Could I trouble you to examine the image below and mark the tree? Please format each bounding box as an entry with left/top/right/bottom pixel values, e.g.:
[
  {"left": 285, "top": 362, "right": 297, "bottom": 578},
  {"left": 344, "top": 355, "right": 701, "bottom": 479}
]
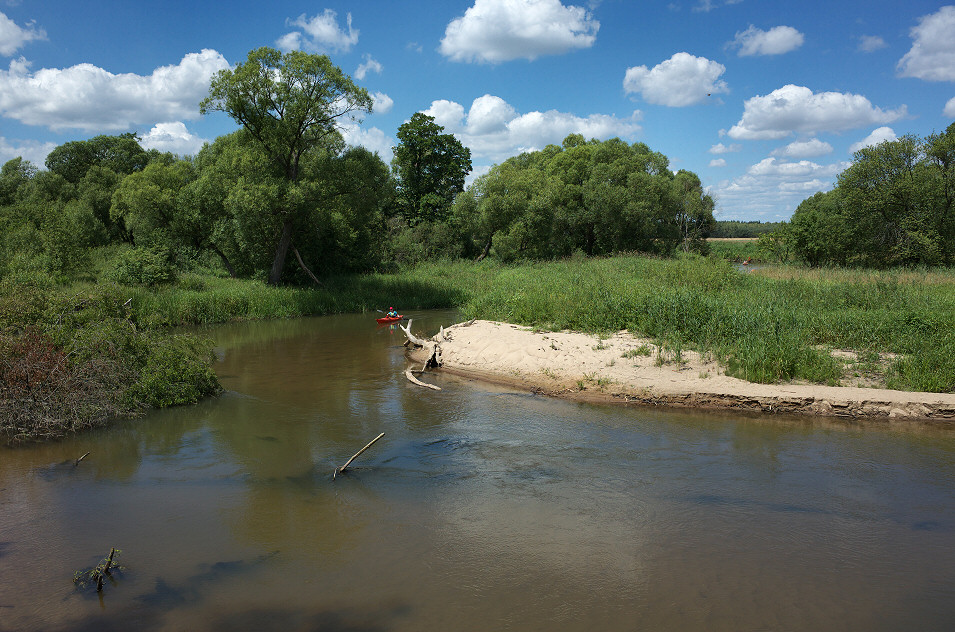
[
  {"left": 392, "top": 113, "right": 471, "bottom": 224},
  {"left": 44, "top": 133, "right": 149, "bottom": 184},
  {"left": 200, "top": 47, "right": 373, "bottom": 285}
]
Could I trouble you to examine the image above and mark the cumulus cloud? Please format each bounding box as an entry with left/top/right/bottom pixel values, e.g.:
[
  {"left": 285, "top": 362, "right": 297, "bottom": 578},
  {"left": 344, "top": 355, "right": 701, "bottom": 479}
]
[
  {"left": 139, "top": 122, "right": 208, "bottom": 156},
  {"left": 339, "top": 122, "right": 395, "bottom": 162},
  {"left": 623, "top": 52, "right": 728, "bottom": 107},
  {"left": 355, "top": 54, "right": 382, "bottom": 80},
  {"left": 709, "top": 158, "right": 726, "bottom": 167},
  {"left": 848, "top": 126, "right": 897, "bottom": 153},
  {"left": 0, "top": 11, "right": 45, "bottom": 56},
  {"left": 423, "top": 94, "right": 641, "bottom": 162},
  {"left": 729, "top": 25, "right": 804, "bottom": 56},
  {"left": 277, "top": 10, "right": 358, "bottom": 54},
  {"left": 727, "top": 84, "right": 907, "bottom": 140},
  {"left": 858, "top": 35, "right": 887, "bottom": 53},
  {"left": 439, "top": 0, "right": 599, "bottom": 63},
  {"left": 712, "top": 156, "right": 848, "bottom": 220},
  {"left": 709, "top": 142, "right": 741, "bottom": 154},
  {"left": 371, "top": 91, "right": 393, "bottom": 114},
  {"left": 0, "top": 135, "right": 56, "bottom": 166},
  {"left": 771, "top": 138, "right": 833, "bottom": 158},
  {"left": 897, "top": 6, "right": 955, "bottom": 81},
  {"left": 945, "top": 96, "right": 955, "bottom": 117},
  {"left": 0, "top": 50, "right": 229, "bottom": 132}
]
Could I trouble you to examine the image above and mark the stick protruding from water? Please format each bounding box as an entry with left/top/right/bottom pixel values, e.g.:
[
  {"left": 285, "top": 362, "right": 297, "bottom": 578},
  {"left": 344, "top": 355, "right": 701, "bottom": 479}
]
[{"left": 333, "top": 432, "right": 385, "bottom": 480}]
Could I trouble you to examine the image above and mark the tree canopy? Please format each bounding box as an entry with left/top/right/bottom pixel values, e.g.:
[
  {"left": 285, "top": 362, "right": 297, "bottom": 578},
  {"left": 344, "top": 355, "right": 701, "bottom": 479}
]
[
  {"left": 200, "top": 46, "right": 373, "bottom": 284},
  {"left": 452, "top": 135, "right": 713, "bottom": 261},
  {"left": 392, "top": 113, "right": 471, "bottom": 225},
  {"left": 790, "top": 123, "right": 955, "bottom": 267}
]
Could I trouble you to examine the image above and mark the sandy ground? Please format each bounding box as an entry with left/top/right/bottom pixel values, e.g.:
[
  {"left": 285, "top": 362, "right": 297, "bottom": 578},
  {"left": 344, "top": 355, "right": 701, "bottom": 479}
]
[{"left": 406, "top": 320, "right": 955, "bottom": 423}]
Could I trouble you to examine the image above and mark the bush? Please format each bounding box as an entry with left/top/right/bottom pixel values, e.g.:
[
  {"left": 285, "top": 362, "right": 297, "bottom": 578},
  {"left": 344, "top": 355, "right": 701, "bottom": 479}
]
[{"left": 102, "top": 246, "right": 176, "bottom": 286}]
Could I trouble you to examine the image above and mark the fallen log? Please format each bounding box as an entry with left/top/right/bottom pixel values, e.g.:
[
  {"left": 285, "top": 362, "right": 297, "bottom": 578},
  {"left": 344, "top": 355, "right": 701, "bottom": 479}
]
[{"left": 333, "top": 432, "right": 385, "bottom": 480}]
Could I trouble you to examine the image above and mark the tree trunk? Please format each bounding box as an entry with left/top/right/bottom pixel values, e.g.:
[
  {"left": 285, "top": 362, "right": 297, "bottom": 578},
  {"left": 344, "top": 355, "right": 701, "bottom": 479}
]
[
  {"left": 210, "top": 244, "right": 237, "bottom": 279},
  {"left": 475, "top": 237, "right": 493, "bottom": 262},
  {"left": 268, "top": 219, "right": 294, "bottom": 286}
]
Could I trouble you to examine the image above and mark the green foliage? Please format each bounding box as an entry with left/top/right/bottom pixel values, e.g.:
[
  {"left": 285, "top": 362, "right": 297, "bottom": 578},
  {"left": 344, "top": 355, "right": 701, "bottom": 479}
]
[
  {"left": 792, "top": 123, "right": 955, "bottom": 267},
  {"left": 710, "top": 220, "right": 786, "bottom": 238},
  {"left": 0, "top": 280, "right": 221, "bottom": 444},
  {"left": 102, "top": 245, "right": 177, "bottom": 286},
  {"left": 393, "top": 112, "right": 472, "bottom": 224},
  {"left": 45, "top": 133, "right": 149, "bottom": 184},
  {"left": 126, "top": 333, "right": 220, "bottom": 408},
  {"left": 201, "top": 47, "right": 374, "bottom": 285},
  {"left": 454, "top": 136, "right": 714, "bottom": 261}
]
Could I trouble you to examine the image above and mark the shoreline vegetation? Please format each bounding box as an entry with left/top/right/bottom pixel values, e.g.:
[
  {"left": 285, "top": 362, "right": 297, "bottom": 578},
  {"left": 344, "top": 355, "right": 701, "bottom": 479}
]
[{"left": 4, "top": 252, "right": 955, "bottom": 444}]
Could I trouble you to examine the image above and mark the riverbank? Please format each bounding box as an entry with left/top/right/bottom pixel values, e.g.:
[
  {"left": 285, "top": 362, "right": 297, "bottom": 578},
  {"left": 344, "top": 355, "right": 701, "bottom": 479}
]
[{"left": 409, "top": 320, "right": 955, "bottom": 422}]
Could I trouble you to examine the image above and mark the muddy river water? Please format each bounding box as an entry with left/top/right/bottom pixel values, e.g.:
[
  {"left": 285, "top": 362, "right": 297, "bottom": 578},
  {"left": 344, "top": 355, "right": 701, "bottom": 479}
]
[{"left": 1, "top": 310, "right": 954, "bottom": 631}]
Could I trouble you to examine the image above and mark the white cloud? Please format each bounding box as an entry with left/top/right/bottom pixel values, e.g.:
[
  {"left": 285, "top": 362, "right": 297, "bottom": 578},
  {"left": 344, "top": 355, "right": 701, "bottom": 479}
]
[
  {"left": 709, "top": 158, "right": 726, "bottom": 167},
  {"left": 339, "top": 122, "right": 394, "bottom": 163},
  {"left": 0, "top": 11, "right": 45, "bottom": 56},
  {"left": 858, "top": 35, "right": 887, "bottom": 53},
  {"left": 0, "top": 50, "right": 230, "bottom": 132},
  {"left": 355, "top": 54, "right": 382, "bottom": 80},
  {"left": 423, "top": 100, "right": 467, "bottom": 131},
  {"left": 709, "top": 142, "right": 741, "bottom": 154},
  {"left": 712, "top": 156, "right": 849, "bottom": 220},
  {"left": 771, "top": 138, "right": 833, "bottom": 158},
  {"left": 371, "top": 91, "right": 393, "bottom": 115},
  {"left": 439, "top": 0, "right": 599, "bottom": 63},
  {"left": 898, "top": 6, "right": 955, "bottom": 81},
  {"left": 278, "top": 10, "right": 358, "bottom": 54},
  {"left": 0, "top": 135, "right": 55, "bottom": 166},
  {"left": 623, "top": 52, "right": 728, "bottom": 107},
  {"left": 727, "top": 84, "right": 907, "bottom": 140},
  {"left": 693, "top": 0, "right": 742, "bottom": 12},
  {"left": 424, "top": 94, "right": 641, "bottom": 163},
  {"left": 139, "top": 122, "right": 208, "bottom": 156},
  {"left": 730, "top": 25, "right": 804, "bottom": 57},
  {"left": 945, "top": 96, "right": 955, "bottom": 117},
  {"left": 848, "top": 126, "right": 897, "bottom": 153}
]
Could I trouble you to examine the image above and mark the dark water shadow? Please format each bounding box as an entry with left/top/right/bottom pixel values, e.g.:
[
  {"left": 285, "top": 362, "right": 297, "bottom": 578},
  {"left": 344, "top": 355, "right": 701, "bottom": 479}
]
[{"left": 137, "top": 551, "right": 280, "bottom": 608}]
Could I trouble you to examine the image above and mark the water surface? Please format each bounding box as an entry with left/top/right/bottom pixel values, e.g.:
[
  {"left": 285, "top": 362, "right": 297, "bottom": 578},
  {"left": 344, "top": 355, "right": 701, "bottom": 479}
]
[{"left": 1, "top": 311, "right": 954, "bottom": 631}]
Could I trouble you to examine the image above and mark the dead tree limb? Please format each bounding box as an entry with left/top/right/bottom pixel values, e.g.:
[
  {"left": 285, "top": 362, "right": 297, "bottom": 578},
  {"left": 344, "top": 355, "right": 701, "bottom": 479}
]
[
  {"left": 405, "top": 369, "right": 441, "bottom": 391},
  {"left": 74, "top": 452, "right": 90, "bottom": 467},
  {"left": 291, "top": 244, "right": 322, "bottom": 286},
  {"left": 333, "top": 432, "right": 385, "bottom": 480}
]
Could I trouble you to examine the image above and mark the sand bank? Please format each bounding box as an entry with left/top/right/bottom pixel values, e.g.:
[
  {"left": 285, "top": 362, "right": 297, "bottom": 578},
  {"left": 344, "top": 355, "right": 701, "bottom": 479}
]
[{"left": 406, "top": 320, "right": 955, "bottom": 423}]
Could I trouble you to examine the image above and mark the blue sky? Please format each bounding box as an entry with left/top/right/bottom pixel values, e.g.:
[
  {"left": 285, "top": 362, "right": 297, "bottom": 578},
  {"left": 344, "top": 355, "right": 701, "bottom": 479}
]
[{"left": 1, "top": 0, "right": 953, "bottom": 221}]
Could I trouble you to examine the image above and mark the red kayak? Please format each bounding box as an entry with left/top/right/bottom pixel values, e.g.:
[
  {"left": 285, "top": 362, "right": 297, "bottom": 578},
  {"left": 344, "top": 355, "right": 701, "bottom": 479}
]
[{"left": 375, "top": 315, "right": 403, "bottom": 324}]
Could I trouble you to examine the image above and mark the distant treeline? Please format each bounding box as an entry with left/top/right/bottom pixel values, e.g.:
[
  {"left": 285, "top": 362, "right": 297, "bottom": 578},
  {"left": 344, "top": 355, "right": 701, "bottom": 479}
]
[{"left": 709, "top": 221, "right": 785, "bottom": 238}]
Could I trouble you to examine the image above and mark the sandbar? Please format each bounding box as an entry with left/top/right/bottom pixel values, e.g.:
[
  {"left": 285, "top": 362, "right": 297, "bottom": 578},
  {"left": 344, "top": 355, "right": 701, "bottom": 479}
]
[{"left": 406, "top": 320, "right": 955, "bottom": 423}]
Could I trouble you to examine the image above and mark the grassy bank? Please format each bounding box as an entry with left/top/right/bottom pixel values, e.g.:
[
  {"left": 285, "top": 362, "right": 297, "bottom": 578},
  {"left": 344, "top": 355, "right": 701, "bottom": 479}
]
[
  {"left": 408, "top": 256, "right": 955, "bottom": 393},
  {"left": 28, "top": 256, "right": 955, "bottom": 393},
  {"left": 4, "top": 254, "right": 953, "bottom": 443}
]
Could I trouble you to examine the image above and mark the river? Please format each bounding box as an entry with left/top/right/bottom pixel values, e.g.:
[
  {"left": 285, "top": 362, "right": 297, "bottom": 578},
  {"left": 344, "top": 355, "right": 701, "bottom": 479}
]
[{"left": 1, "top": 310, "right": 954, "bottom": 631}]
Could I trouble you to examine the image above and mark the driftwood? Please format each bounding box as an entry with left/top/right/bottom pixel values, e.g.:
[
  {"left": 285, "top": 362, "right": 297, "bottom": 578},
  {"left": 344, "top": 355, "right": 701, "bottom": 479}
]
[
  {"left": 333, "top": 432, "right": 385, "bottom": 480},
  {"left": 74, "top": 452, "right": 90, "bottom": 467},
  {"left": 405, "top": 369, "right": 441, "bottom": 390}
]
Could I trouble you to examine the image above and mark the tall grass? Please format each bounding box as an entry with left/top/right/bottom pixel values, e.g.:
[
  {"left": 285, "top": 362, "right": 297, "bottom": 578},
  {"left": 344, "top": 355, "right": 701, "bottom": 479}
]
[
  {"left": 408, "top": 256, "right": 954, "bottom": 392},
  {"left": 76, "top": 255, "right": 955, "bottom": 393}
]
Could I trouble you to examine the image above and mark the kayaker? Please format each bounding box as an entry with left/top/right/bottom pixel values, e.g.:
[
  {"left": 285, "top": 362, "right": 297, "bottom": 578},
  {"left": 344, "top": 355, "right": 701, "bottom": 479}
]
[{"left": 386, "top": 307, "right": 399, "bottom": 318}]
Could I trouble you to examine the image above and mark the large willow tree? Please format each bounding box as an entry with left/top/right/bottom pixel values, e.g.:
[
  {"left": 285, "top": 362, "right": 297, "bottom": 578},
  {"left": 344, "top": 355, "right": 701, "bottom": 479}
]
[
  {"left": 200, "top": 47, "right": 372, "bottom": 285},
  {"left": 453, "top": 135, "right": 713, "bottom": 261}
]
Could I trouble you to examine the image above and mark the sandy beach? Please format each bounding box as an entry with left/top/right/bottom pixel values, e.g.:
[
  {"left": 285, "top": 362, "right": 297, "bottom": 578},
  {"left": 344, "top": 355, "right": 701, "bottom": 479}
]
[{"left": 406, "top": 319, "right": 955, "bottom": 423}]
